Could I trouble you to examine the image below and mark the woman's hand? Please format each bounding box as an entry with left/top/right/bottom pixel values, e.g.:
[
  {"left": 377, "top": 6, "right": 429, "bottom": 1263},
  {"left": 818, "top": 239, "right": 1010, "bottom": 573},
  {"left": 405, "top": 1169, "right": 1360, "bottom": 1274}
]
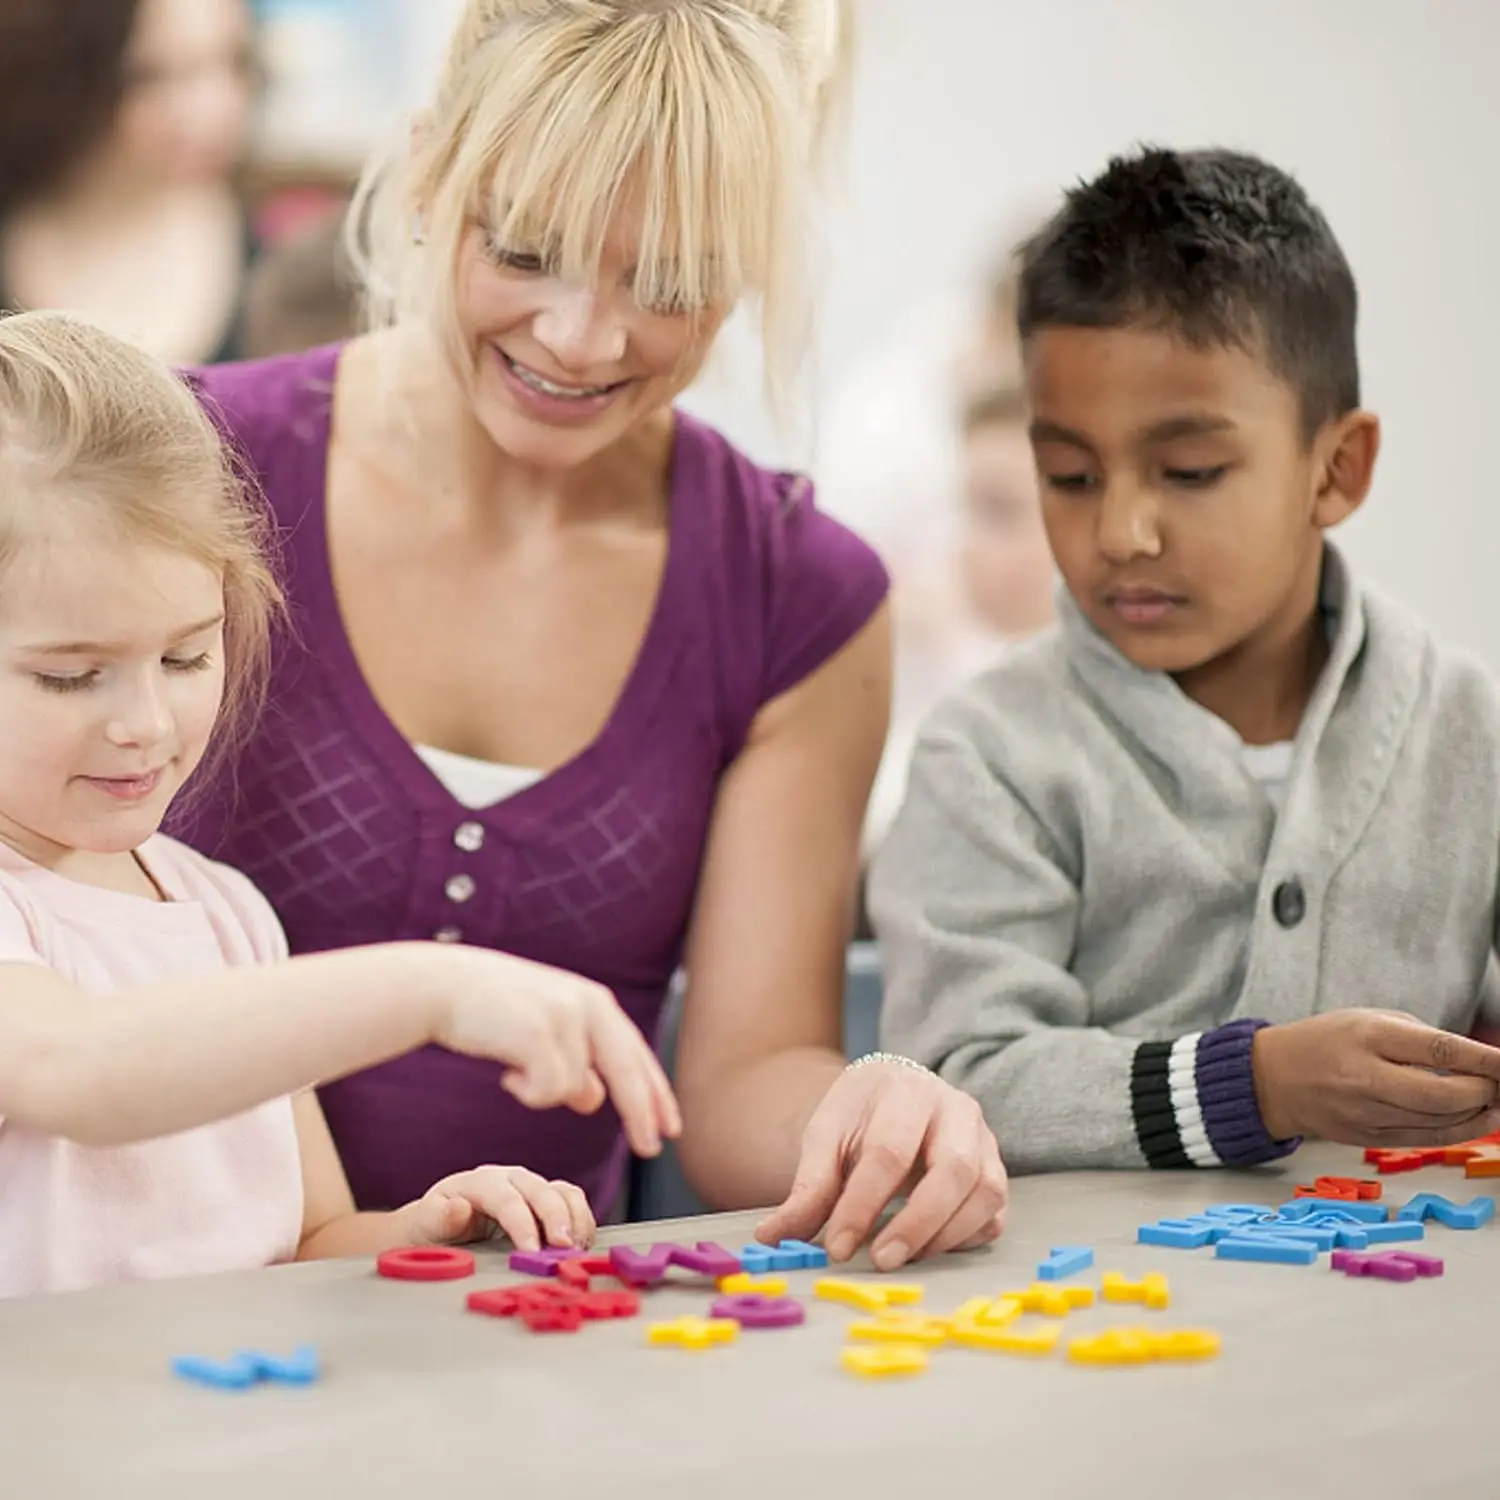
[{"left": 754, "top": 1057, "right": 1007, "bottom": 1271}]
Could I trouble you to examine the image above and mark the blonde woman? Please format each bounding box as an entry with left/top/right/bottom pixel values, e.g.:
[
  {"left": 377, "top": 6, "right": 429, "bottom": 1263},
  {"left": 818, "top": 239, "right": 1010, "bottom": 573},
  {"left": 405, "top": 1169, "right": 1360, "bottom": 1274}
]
[{"left": 179, "top": 0, "right": 1007, "bottom": 1270}]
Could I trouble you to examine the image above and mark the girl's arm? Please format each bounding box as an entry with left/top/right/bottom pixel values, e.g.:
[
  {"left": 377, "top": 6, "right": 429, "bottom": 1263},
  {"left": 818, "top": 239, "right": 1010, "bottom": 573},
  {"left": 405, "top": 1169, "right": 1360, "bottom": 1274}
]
[
  {"left": 0, "top": 945, "right": 441, "bottom": 1145},
  {"left": 0, "top": 937, "right": 677, "bottom": 1152}
]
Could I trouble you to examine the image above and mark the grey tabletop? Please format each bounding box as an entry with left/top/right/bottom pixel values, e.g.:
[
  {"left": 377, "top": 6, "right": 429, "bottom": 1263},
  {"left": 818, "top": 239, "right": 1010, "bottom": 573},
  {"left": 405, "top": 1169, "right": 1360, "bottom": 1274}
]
[{"left": 2, "top": 1141, "right": 1494, "bottom": 1500}]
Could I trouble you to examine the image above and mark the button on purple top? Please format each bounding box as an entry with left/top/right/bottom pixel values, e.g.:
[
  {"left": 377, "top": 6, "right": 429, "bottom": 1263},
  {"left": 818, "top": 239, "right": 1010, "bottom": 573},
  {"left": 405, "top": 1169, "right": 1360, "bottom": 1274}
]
[{"left": 176, "top": 345, "right": 889, "bottom": 1218}]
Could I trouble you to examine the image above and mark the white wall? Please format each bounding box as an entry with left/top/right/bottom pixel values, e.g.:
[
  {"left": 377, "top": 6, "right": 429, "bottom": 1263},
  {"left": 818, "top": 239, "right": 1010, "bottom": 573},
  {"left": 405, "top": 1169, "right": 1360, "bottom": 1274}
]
[{"left": 398, "top": 0, "right": 1500, "bottom": 664}]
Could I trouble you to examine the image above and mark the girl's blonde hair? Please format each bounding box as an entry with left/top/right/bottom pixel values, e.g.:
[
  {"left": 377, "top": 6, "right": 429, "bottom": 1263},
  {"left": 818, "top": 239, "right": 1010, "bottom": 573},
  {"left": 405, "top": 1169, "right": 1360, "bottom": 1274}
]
[
  {"left": 0, "top": 311, "right": 283, "bottom": 781},
  {"left": 346, "top": 0, "right": 853, "bottom": 402}
]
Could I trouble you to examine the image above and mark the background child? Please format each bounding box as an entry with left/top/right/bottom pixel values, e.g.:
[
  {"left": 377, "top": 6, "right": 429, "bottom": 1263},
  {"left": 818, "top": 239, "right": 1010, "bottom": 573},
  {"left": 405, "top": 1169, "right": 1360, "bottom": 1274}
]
[
  {"left": 240, "top": 209, "right": 359, "bottom": 360},
  {"left": 853, "top": 381, "right": 1054, "bottom": 915},
  {"left": 871, "top": 146, "right": 1500, "bottom": 1175},
  {"left": 958, "top": 383, "right": 1054, "bottom": 641},
  {"left": 820, "top": 212, "right": 1045, "bottom": 860},
  {"left": 0, "top": 311, "right": 678, "bottom": 1297}
]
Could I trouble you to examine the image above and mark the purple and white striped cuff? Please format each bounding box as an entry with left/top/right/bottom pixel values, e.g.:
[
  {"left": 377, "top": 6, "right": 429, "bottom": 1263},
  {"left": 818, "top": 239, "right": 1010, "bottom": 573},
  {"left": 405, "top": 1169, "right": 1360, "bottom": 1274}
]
[{"left": 1130, "top": 1018, "right": 1300, "bottom": 1169}]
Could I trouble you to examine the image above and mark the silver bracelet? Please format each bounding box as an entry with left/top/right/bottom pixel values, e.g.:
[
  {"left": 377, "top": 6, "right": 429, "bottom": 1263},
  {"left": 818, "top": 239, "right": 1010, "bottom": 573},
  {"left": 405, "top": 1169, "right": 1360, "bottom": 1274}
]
[{"left": 845, "top": 1051, "right": 934, "bottom": 1076}]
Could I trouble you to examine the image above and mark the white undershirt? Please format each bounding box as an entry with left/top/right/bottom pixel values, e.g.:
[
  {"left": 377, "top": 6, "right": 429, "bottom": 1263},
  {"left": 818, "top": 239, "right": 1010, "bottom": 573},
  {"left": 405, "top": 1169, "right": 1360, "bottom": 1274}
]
[
  {"left": 414, "top": 744, "right": 545, "bottom": 810},
  {"left": 421, "top": 737, "right": 1298, "bottom": 815},
  {"left": 1240, "top": 740, "right": 1294, "bottom": 810}
]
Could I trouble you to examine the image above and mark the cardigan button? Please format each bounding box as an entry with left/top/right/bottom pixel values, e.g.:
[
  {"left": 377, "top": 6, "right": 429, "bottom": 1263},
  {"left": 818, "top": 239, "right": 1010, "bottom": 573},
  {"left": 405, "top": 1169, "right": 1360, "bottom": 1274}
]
[
  {"left": 445, "top": 874, "right": 477, "bottom": 904},
  {"left": 433, "top": 926, "right": 463, "bottom": 944},
  {"left": 1272, "top": 878, "right": 1306, "bottom": 929},
  {"left": 454, "top": 821, "right": 486, "bottom": 853}
]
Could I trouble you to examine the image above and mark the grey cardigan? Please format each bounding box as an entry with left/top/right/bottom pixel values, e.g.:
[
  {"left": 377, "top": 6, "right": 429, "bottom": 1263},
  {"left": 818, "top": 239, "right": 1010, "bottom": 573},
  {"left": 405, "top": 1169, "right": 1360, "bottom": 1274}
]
[{"left": 870, "top": 547, "right": 1500, "bottom": 1173}]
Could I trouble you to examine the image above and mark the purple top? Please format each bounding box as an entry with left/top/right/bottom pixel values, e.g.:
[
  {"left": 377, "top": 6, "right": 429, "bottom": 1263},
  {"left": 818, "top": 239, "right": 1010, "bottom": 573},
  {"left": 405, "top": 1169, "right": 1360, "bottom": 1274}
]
[{"left": 177, "top": 345, "right": 889, "bottom": 1217}]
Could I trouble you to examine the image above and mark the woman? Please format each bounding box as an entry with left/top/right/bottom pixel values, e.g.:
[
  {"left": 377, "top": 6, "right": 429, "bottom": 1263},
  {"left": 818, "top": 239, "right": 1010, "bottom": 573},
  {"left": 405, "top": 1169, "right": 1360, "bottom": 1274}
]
[
  {"left": 0, "top": 0, "right": 258, "bottom": 365},
  {"left": 180, "top": 0, "right": 1007, "bottom": 1272}
]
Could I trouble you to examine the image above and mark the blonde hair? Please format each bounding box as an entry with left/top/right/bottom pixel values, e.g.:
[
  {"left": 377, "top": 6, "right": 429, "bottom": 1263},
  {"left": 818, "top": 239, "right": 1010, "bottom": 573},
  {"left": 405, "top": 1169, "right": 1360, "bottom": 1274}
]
[
  {"left": 346, "top": 0, "right": 852, "bottom": 401},
  {"left": 0, "top": 311, "right": 283, "bottom": 782}
]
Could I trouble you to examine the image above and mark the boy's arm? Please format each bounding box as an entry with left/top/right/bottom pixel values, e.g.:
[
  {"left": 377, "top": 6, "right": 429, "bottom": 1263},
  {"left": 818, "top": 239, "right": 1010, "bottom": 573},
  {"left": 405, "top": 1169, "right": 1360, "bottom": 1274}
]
[{"left": 869, "top": 727, "right": 1296, "bottom": 1175}]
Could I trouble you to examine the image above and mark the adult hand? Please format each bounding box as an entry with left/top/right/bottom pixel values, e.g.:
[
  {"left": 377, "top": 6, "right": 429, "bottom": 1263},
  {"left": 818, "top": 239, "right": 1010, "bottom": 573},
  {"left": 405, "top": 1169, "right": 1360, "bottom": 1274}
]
[
  {"left": 398, "top": 1166, "right": 597, "bottom": 1252},
  {"left": 754, "top": 1058, "right": 1007, "bottom": 1272},
  {"left": 1252, "top": 1011, "right": 1500, "bottom": 1144}
]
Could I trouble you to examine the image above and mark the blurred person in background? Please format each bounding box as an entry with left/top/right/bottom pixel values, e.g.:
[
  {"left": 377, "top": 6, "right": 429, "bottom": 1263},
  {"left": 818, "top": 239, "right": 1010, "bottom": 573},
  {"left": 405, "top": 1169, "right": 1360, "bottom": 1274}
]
[
  {"left": 959, "top": 383, "right": 1054, "bottom": 641},
  {"left": 241, "top": 206, "right": 359, "bottom": 359},
  {"left": 819, "top": 213, "right": 1050, "bottom": 852},
  {"left": 0, "top": 0, "right": 260, "bottom": 365}
]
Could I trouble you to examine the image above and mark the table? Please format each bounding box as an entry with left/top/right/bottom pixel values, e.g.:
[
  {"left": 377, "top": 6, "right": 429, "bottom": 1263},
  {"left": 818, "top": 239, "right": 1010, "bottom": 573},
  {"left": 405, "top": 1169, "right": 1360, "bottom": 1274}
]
[{"left": 2, "top": 1142, "right": 1493, "bottom": 1499}]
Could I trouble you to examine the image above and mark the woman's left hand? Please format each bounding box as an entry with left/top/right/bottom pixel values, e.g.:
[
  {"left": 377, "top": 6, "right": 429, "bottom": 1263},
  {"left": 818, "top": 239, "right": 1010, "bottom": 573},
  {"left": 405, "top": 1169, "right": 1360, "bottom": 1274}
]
[{"left": 753, "top": 1058, "right": 1007, "bottom": 1271}]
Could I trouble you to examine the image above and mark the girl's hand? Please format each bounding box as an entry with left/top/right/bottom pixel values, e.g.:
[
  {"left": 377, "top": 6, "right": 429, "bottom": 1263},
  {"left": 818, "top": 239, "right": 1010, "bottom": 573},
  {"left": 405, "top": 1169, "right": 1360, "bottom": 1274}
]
[
  {"left": 432, "top": 948, "right": 682, "bottom": 1159},
  {"left": 398, "top": 1166, "right": 597, "bottom": 1252}
]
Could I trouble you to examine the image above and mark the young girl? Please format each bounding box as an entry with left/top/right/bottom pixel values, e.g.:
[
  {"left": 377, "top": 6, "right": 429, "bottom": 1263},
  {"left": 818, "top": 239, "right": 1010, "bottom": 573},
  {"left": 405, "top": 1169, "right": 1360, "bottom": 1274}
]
[{"left": 0, "top": 310, "right": 679, "bottom": 1297}]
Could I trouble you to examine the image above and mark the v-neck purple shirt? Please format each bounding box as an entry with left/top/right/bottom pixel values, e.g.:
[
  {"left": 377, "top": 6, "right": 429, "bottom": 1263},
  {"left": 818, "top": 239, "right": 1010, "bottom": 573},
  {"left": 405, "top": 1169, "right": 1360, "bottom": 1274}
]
[{"left": 177, "top": 345, "right": 889, "bottom": 1217}]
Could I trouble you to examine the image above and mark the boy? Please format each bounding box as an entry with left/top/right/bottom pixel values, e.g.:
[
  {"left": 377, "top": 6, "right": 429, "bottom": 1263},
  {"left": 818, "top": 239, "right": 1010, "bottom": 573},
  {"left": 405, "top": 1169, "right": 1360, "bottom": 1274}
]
[{"left": 870, "top": 146, "right": 1500, "bottom": 1174}]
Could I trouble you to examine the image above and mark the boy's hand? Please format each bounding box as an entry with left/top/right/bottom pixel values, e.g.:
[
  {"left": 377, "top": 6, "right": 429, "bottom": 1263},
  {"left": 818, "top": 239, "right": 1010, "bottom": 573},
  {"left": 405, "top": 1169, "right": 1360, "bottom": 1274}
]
[
  {"left": 1252, "top": 1011, "right": 1500, "bottom": 1145},
  {"left": 398, "top": 1166, "right": 597, "bottom": 1252}
]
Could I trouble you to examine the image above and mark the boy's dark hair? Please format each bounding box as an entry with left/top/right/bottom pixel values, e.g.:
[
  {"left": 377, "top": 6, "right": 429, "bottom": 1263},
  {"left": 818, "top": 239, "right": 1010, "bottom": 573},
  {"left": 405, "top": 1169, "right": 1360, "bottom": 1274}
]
[{"left": 1016, "top": 146, "right": 1359, "bottom": 440}]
